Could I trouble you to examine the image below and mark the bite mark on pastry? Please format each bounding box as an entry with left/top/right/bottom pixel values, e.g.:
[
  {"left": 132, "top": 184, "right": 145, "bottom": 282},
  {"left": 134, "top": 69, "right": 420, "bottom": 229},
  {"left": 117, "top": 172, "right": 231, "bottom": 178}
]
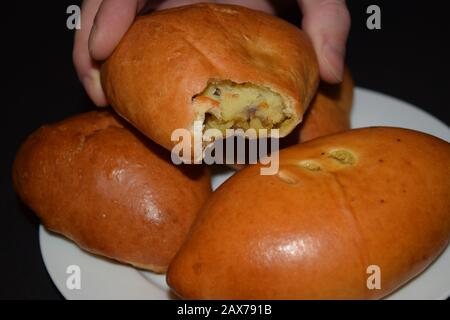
[{"left": 192, "top": 80, "right": 296, "bottom": 137}]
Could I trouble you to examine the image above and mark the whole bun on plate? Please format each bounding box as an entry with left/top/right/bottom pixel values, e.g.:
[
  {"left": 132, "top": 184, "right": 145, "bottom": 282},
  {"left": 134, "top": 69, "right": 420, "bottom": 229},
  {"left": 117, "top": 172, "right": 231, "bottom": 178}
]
[
  {"left": 101, "top": 3, "right": 319, "bottom": 160},
  {"left": 13, "top": 111, "right": 211, "bottom": 273},
  {"left": 167, "top": 127, "right": 450, "bottom": 298}
]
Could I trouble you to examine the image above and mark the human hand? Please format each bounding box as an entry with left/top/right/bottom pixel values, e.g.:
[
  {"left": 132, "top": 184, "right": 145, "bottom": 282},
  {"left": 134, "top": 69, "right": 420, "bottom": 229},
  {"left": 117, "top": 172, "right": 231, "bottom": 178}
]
[{"left": 73, "top": 0, "right": 350, "bottom": 106}]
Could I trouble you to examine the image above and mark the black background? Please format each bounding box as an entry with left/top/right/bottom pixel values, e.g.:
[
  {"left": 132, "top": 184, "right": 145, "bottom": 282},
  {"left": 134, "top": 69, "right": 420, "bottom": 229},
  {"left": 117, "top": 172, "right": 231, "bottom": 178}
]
[{"left": 1, "top": 1, "right": 449, "bottom": 300}]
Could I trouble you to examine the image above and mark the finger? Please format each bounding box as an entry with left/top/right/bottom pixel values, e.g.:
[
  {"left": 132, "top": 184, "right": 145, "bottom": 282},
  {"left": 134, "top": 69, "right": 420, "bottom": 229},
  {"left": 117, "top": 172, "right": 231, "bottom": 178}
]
[
  {"left": 298, "top": 0, "right": 350, "bottom": 83},
  {"left": 88, "top": 0, "right": 147, "bottom": 61},
  {"left": 73, "top": 0, "right": 108, "bottom": 106},
  {"left": 216, "top": 0, "right": 275, "bottom": 14},
  {"left": 148, "top": 0, "right": 275, "bottom": 14},
  {"left": 148, "top": 0, "right": 211, "bottom": 11}
]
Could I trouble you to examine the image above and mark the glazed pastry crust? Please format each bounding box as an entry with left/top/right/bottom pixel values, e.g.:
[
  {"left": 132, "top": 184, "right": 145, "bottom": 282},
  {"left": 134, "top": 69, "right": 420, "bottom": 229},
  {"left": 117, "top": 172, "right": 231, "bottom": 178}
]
[
  {"left": 13, "top": 111, "right": 211, "bottom": 273},
  {"left": 101, "top": 3, "right": 319, "bottom": 156},
  {"left": 167, "top": 127, "right": 450, "bottom": 299}
]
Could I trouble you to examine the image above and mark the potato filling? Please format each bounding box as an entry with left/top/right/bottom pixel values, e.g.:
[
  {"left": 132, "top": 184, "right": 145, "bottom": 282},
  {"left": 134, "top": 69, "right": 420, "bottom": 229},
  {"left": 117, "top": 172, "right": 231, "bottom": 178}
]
[{"left": 193, "top": 81, "right": 294, "bottom": 134}]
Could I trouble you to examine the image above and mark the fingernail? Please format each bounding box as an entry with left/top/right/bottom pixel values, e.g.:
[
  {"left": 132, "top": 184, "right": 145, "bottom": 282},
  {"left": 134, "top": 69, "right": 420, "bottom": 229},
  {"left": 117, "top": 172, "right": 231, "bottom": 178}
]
[
  {"left": 82, "top": 69, "right": 108, "bottom": 107},
  {"left": 323, "top": 42, "right": 345, "bottom": 82},
  {"left": 88, "top": 22, "right": 98, "bottom": 57}
]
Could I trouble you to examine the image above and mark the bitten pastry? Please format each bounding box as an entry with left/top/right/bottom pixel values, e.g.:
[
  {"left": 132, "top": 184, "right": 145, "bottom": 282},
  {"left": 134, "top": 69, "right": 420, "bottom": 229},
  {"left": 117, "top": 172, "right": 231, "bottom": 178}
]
[
  {"left": 228, "top": 68, "right": 354, "bottom": 169},
  {"left": 13, "top": 111, "right": 211, "bottom": 273},
  {"left": 101, "top": 3, "right": 319, "bottom": 158},
  {"left": 167, "top": 127, "right": 450, "bottom": 299}
]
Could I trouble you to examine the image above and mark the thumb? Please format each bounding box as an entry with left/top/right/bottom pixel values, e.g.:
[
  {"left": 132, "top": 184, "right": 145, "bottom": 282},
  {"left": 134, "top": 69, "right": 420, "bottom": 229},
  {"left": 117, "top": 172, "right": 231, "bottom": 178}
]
[
  {"left": 89, "top": 0, "right": 147, "bottom": 61},
  {"left": 298, "top": 0, "right": 350, "bottom": 83}
]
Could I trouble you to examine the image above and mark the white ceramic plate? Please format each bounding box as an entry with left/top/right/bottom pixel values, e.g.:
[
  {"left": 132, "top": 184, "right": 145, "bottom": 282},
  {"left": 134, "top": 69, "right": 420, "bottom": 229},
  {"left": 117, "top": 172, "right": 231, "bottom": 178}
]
[{"left": 39, "top": 88, "right": 450, "bottom": 300}]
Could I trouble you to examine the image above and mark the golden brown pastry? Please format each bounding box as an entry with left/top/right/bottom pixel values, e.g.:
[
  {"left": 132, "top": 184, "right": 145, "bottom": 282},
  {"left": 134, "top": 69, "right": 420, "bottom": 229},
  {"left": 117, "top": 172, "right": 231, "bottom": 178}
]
[
  {"left": 294, "top": 67, "right": 354, "bottom": 143},
  {"left": 167, "top": 127, "right": 450, "bottom": 299},
  {"left": 319, "top": 65, "right": 354, "bottom": 112},
  {"left": 101, "top": 3, "right": 319, "bottom": 159},
  {"left": 13, "top": 111, "right": 211, "bottom": 273}
]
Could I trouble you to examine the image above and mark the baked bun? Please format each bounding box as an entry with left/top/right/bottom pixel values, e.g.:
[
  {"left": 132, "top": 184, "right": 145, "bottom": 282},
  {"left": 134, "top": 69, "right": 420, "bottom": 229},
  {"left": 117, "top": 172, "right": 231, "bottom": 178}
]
[
  {"left": 167, "top": 127, "right": 450, "bottom": 299},
  {"left": 294, "top": 67, "right": 353, "bottom": 143},
  {"left": 13, "top": 111, "right": 211, "bottom": 273},
  {"left": 228, "top": 68, "right": 353, "bottom": 169},
  {"left": 101, "top": 3, "right": 319, "bottom": 159},
  {"left": 321, "top": 65, "right": 354, "bottom": 112}
]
